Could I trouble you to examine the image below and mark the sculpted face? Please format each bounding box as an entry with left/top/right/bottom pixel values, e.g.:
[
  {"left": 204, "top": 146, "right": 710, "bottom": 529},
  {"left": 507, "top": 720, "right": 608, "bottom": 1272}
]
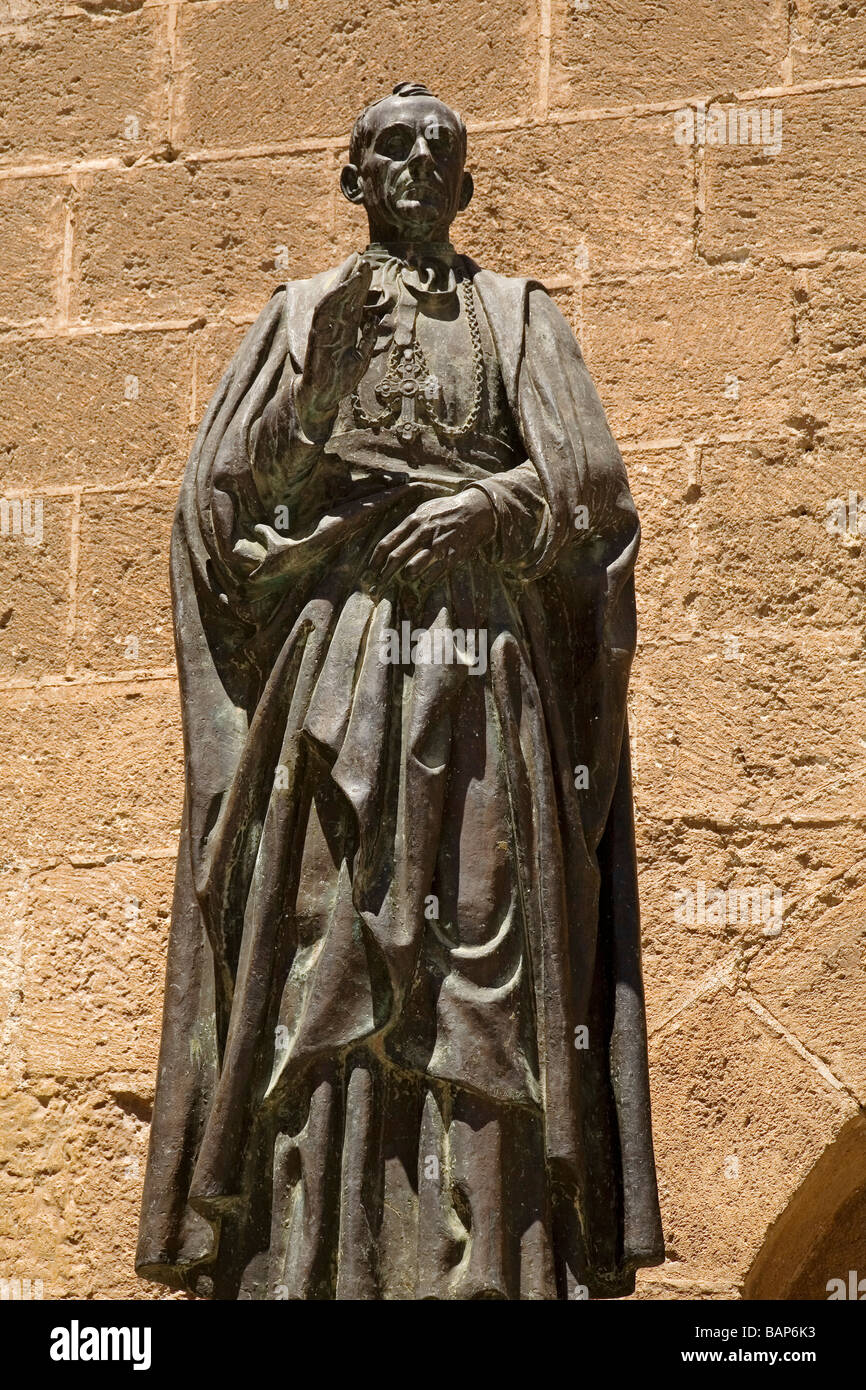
[{"left": 341, "top": 93, "right": 473, "bottom": 242}]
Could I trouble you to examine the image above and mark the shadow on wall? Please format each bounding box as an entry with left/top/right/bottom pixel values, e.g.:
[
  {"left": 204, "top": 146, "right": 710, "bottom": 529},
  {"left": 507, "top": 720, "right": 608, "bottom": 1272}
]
[{"left": 744, "top": 1114, "right": 866, "bottom": 1300}]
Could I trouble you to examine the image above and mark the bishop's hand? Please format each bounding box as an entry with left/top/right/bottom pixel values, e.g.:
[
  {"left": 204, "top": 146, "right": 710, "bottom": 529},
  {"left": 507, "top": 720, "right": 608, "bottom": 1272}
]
[
  {"left": 294, "top": 254, "right": 382, "bottom": 442},
  {"left": 367, "top": 489, "right": 497, "bottom": 591}
]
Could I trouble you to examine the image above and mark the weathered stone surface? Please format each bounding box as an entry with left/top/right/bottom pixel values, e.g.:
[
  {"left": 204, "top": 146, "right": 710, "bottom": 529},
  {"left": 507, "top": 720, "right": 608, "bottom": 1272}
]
[
  {"left": 790, "top": 0, "right": 866, "bottom": 81},
  {"left": 0, "top": 1077, "right": 181, "bottom": 1299},
  {"left": 692, "top": 435, "right": 866, "bottom": 633},
  {"left": 71, "top": 157, "right": 338, "bottom": 324},
  {"left": 0, "top": 496, "right": 71, "bottom": 679},
  {"left": 648, "top": 991, "right": 855, "bottom": 1279},
  {"left": 549, "top": 0, "right": 788, "bottom": 111},
  {"left": 20, "top": 861, "right": 173, "bottom": 1078},
  {"left": 0, "top": 178, "right": 66, "bottom": 326},
  {"left": 631, "top": 628, "right": 866, "bottom": 823},
  {"left": 0, "top": 866, "right": 28, "bottom": 1086},
  {"left": 749, "top": 861, "right": 866, "bottom": 1100},
  {"left": 174, "top": 0, "right": 539, "bottom": 149},
  {"left": 630, "top": 1270, "right": 740, "bottom": 1299},
  {"left": 0, "top": 10, "right": 169, "bottom": 166},
  {"left": 0, "top": 683, "right": 183, "bottom": 860},
  {"left": 701, "top": 89, "right": 866, "bottom": 266},
  {"left": 791, "top": 257, "right": 866, "bottom": 426},
  {"left": 73, "top": 489, "right": 175, "bottom": 675},
  {"left": 628, "top": 444, "right": 701, "bottom": 646},
  {"left": 744, "top": 1112, "right": 866, "bottom": 1297},
  {"left": 0, "top": 332, "right": 192, "bottom": 488},
  {"left": 636, "top": 818, "right": 866, "bottom": 1035},
  {"left": 581, "top": 266, "right": 796, "bottom": 441}
]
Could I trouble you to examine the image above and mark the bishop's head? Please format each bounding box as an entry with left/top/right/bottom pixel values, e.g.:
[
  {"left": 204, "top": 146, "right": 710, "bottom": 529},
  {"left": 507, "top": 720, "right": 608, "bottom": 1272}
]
[{"left": 340, "top": 82, "right": 474, "bottom": 246}]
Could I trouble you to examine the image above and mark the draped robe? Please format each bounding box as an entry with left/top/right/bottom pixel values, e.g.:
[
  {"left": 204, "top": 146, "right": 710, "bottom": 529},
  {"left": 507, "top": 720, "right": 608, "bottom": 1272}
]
[{"left": 136, "top": 252, "right": 665, "bottom": 1300}]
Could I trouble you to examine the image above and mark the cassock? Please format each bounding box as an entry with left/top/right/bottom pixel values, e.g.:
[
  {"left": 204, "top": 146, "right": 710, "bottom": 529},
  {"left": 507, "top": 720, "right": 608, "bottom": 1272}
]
[{"left": 136, "top": 245, "right": 665, "bottom": 1299}]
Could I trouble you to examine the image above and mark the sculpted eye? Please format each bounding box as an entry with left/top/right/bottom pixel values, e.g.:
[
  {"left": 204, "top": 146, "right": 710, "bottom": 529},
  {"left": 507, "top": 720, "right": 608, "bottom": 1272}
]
[
  {"left": 429, "top": 128, "right": 454, "bottom": 154},
  {"left": 380, "top": 130, "right": 412, "bottom": 159}
]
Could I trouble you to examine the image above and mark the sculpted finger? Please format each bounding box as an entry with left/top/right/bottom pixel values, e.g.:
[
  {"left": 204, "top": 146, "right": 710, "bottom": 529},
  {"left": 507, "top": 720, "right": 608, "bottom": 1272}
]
[
  {"left": 369, "top": 516, "right": 420, "bottom": 571},
  {"left": 357, "top": 305, "right": 381, "bottom": 359},
  {"left": 400, "top": 549, "right": 436, "bottom": 583},
  {"left": 351, "top": 319, "right": 381, "bottom": 381},
  {"left": 373, "top": 534, "right": 426, "bottom": 586},
  {"left": 328, "top": 263, "right": 373, "bottom": 322},
  {"left": 312, "top": 262, "right": 371, "bottom": 340}
]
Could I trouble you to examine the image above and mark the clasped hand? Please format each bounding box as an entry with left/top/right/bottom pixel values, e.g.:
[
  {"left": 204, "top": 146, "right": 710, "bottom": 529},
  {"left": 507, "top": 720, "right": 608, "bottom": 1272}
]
[
  {"left": 366, "top": 490, "right": 495, "bottom": 590},
  {"left": 292, "top": 253, "right": 495, "bottom": 589}
]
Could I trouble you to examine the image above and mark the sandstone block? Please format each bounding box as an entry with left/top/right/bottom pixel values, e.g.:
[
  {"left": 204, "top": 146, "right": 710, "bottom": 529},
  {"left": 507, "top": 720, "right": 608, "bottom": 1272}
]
[
  {"left": 582, "top": 266, "right": 796, "bottom": 440},
  {"left": 174, "top": 0, "right": 539, "bottom": 150},
  {"left": 0, "top": 10, "right": 169, "bottom": 166},
  {"left": 0, "top": 178, "right": 65, "bottom": 325},
  {"left": 73, "top": 489, "right": 176, "bottom": 676},
  {"left": 0, "top": 495, "right": 71, "bottom": 680},
  {"left": 0, "top": 330, "right": 192, "bottom": 489},
  {"left": 72, "top": 155, "right": 338, "bottom": 324},
  {"left": 701, "top": 90, "right": 866, "bottom": 265},
  {"left": 549, "top": 0, "right": 787, "bottom": 111},
  {"left": 649, "top": 991, "right": 854, "bottom": 1279},
  {"left": 0, "top": 682, "right": 184, "bottom": 860}
]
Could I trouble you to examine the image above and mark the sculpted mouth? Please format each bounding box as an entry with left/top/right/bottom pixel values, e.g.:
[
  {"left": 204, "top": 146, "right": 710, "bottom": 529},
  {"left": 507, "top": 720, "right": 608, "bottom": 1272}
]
[
  {"left": 398, "top": 174, "right": 442, "bottom": 195},
  {"left": 400, "top": 183, "right": 442, "bottom": 203}
]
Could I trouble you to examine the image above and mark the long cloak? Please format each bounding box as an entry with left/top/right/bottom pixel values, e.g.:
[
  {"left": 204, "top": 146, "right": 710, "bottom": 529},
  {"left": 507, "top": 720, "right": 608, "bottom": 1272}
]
[{"left": 136, "top": 260, "right": 665, "bottom": 1299}]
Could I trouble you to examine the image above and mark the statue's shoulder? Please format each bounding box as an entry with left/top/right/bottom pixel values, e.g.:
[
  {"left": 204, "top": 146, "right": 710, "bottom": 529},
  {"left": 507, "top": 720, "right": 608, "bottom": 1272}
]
[
  {"left": 279, "top": 261, "right": 550, "bottom": 305},
  {"left": 461, "top": 260, "right": 512, "bottom": 284},
  {"left": 462, "top": 259, "right": 522, "bottom": 293},
  {"left": 462, "top": 258, "right": 554, "bottom": 322}
]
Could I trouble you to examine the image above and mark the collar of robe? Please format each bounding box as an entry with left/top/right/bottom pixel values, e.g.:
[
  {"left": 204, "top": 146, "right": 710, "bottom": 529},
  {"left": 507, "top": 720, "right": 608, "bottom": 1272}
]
[{"left": 363, "top": 240, "right": 460, "bottom": 305}]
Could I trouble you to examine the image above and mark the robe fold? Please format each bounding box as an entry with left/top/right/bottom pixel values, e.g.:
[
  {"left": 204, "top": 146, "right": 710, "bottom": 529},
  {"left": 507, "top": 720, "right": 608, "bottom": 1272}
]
[{"left": 136, "top": 256, "right": 664, "bottom": 1300}]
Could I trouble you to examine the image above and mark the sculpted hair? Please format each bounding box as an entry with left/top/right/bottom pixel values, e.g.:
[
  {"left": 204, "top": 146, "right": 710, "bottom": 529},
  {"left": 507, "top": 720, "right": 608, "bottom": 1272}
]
[{"left": 349, "top": 82, "right": 467, "bottom": 164}]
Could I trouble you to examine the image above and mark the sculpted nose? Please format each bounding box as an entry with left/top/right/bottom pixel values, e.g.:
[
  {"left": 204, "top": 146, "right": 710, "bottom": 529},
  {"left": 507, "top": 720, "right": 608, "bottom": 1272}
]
[{"left": 407, "top": 135, "right": 434, "bottom": 166}]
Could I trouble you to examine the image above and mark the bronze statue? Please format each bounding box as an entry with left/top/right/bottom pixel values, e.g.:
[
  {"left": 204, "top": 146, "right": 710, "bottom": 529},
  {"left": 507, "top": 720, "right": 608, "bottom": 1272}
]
[{"left": 137, "top": 82, "right": 664, "bottom": 1300}]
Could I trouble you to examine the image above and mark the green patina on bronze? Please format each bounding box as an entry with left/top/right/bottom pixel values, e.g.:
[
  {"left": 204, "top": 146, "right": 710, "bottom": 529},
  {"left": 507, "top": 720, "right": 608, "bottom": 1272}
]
[{"left": 136, "top": 82, "right": 664, "bottom": 1300}]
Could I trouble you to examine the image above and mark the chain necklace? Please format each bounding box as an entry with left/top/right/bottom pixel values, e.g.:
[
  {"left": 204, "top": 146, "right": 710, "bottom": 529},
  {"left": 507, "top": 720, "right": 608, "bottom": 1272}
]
[{"left": 350, "top": 277, "right": 484, "bottom": 444}]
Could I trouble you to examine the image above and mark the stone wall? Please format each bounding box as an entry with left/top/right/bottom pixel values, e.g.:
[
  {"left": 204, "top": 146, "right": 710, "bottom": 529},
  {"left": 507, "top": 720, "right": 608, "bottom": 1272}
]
[{"left": 0, "top": 0, "right": 863, "bottom": 1299}]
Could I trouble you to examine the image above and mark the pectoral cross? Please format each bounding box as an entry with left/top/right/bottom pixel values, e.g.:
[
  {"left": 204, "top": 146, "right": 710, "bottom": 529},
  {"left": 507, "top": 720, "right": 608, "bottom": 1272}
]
[
  {"left": 352, "top": 292, "right": 446, "bottom": 444},
  {"left": 375, "top": 344, "right": 442, "bottom": 443}
]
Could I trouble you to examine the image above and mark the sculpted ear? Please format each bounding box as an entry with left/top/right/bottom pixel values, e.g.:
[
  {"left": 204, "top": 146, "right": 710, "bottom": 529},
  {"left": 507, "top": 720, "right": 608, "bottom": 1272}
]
[
  {"left": 458, "top": 170, "right": 474, "bottom": 211},
  {"left": 340, "top": 164, "right": 365, "bottom": 205}
]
